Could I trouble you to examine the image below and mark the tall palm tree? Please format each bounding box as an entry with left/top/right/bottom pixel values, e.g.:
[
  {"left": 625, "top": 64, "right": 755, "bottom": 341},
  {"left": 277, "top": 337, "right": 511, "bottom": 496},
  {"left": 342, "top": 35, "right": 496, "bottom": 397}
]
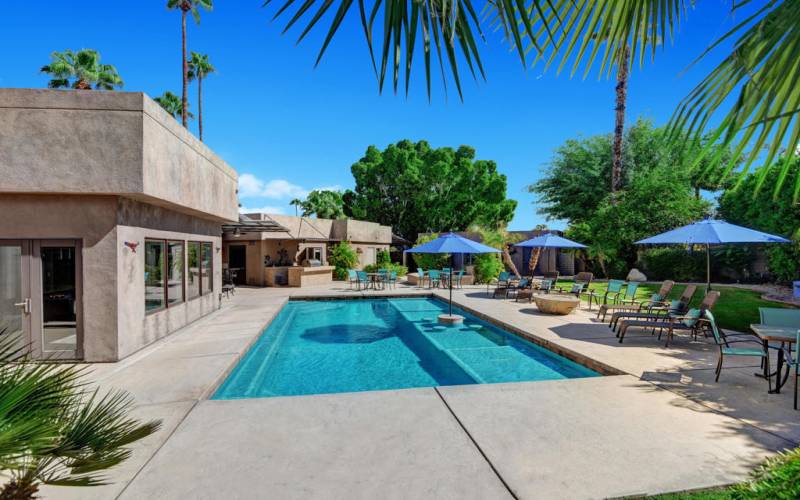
[
  {"left": 187, "top": 52, "right": 216, "bottom": 141},
  {"left": 154, "top": 91, "right": 194, "bottom": 122},
  {"left": 40, "top": 49, "right": 123, "bottom": 90},
  {"left": 166, "top": 0, "right": 213, "bottom": 128},
  {"left": 263, "top": 1, "right": 800, "bottom": 199},
  {"left": 289, "top": 198, "right": 302, "bottom": 217},
  {"left": 611, "top": 45, "right": 630, "bottom": 195}
]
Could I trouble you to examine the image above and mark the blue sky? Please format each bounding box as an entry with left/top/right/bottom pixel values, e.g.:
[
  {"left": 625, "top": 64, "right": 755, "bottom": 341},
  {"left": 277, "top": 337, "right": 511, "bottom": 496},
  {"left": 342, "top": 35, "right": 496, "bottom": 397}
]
[{"left": 1, "top": 1, "right": 748, "bottom": 229}]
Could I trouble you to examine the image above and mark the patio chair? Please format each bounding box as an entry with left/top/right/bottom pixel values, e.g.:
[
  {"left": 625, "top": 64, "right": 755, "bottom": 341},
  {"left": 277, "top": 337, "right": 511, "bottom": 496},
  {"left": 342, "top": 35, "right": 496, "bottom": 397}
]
[
  {"left": 347, "top": 269, "right": 360, "bottom": 290},
  {"left": 597, "top": 280, "right": 675, "bottom": 322},
  {"left": 490, "top": 271, "right": 512, "bottom": 297},
  {"left": 596, "top": 281, "right": 641, "bottom": 321},
  {"left": 617, "top": 290, "right": 720, "bottom": 346},
  {"left": 702, "top": 310, "right": 769, "bottom": 385},
  {"left": 416, "top": 268, "right": 426, "bottom": 288},
  {"left": 428, "top": 270, "right": 442, "bottom": 288},
  {"left": 356, "top": 271, "right": 369, "bottom": 290},
  {"left": 584, "top": 279, "right": 625, "bottom": 309},
  {"left": 759, "top": 307, "right": 800, "bottom": 407},
  {"left": 387, "top": 271, "right": 398, "bottom": 289},
  {"left": 541, "top": 271, "right": 560, "bottom": 282},
  {"left": 454, "top": 270, "right": 465, "bottom": 288},
  {"left": 517, "top": 279, "right": 554, "bottom": 303},
  {"left": 610, "top": 284, "right": 697, "bottom": 331},
  {"left": 553, "top": 282, "right": 585, "bottom": 298}
]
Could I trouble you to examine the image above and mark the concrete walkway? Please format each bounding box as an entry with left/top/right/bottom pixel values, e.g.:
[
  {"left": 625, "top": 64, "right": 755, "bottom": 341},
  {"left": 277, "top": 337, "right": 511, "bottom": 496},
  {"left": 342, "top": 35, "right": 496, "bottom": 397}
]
[{"left": 42, "top": 284, "right": 798, "bottom": 499}]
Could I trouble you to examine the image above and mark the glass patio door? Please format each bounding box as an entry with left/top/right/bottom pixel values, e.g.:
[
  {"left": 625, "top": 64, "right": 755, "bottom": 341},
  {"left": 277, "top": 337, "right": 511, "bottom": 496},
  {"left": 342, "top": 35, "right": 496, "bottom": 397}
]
[
  {"left": 0, "top": 240, "right": 31, "bottom": 354},
  {"left": 32, "top": 240, "right": 81, "bottom": 360}
]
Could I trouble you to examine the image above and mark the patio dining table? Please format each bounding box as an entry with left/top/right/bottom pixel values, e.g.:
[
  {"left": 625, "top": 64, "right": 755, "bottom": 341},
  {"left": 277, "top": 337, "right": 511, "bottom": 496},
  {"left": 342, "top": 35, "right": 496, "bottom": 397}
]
[
  {"left": 750, "top": 324, "right": 797, "bottom": 394},
  {"left": 365, "top": 273, "right": 386, "bottom": 290}
]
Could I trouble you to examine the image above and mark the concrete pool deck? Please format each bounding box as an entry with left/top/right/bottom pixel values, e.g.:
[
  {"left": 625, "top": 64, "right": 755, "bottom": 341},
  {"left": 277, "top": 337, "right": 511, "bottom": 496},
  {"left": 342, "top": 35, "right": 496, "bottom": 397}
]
[{"left": 43, "top": 284, "right": 799, "bottom": 499}]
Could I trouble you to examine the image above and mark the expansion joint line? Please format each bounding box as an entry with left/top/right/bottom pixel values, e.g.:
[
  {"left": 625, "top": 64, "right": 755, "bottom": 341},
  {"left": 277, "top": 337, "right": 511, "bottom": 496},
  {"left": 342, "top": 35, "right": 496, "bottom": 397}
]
[{"left": 433, "top": 387, "right": 519, "bottom": 500}]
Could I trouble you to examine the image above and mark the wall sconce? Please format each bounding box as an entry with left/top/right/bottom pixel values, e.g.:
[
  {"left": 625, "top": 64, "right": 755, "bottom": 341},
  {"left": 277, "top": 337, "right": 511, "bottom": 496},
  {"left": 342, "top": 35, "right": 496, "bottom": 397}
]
[
  {"left": 233, "top": 227, "right": 241, "bottom": 238},
  {"left": 124, "top": 241, "right": 139, "bottom": 253}
]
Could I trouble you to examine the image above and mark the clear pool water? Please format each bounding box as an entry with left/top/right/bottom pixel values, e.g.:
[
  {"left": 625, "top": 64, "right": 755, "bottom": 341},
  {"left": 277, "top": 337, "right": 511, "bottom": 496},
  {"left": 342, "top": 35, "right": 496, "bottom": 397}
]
[{"left": 213, "top": 298, "right": 598, "bottom": 399}]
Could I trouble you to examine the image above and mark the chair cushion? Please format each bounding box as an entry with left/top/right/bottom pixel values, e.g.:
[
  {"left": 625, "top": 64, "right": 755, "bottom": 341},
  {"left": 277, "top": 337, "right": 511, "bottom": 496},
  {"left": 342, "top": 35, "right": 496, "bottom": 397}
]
[
  {"left": 681, "top": 309, "right": 701, "bottom": 328},
  {"left": 721, "top": 347, "right": 766, "bottom": 357}
]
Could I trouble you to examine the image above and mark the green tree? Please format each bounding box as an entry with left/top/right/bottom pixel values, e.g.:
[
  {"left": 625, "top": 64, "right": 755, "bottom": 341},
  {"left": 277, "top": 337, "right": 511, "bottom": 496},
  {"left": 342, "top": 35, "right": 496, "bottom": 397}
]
[
  {"left": 299, "top": 190, "right": 345, "bottom": 219},
  {"left": 266, "top": 1, "right": 800, "bottom": 199},
  {"left": 410, "top": 234, "right": 450, "bottom": 271},
  {"left": 166, "top": 0, "right": 212, "bottom": 128},
  {"left": 187, "top": 52, "right": 216, "bottom": 141},
  {"left": 40, "top": 49, "right": 123, "bottom": 90},
  {"left": 719, "top": 157, "right": 800, "bottom": 283},
  {"left": 154, "top": 91, "right": 193, "bottom": 121},
  {"left": 328, "top": 241, "right": 358, "bottom": 279},
  {"left": 0, "top": 329, "right": 159, "bottom": 499},
  {"left": 344, "top": 140, "right": 517, "bottom": 241}
]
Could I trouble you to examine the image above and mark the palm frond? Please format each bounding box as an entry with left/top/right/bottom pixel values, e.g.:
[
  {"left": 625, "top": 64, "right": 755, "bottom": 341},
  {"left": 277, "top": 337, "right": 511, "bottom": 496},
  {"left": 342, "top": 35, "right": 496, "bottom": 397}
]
[
  {"left": 667, "top": 0, "right": 800, "bottom": 201},
  {"left": 264, "top": 0, "right": 536, "bottom": 100}
]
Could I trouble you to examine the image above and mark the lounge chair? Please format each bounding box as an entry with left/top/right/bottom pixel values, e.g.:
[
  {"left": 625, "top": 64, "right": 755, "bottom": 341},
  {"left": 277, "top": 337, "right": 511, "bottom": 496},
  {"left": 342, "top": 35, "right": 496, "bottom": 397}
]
[
  {"left": 610, "top": 284, "right": 697, "bottom": 331},
  {"left": 490, "top": 271, "right": 512, "bottom": 297},
  {"left": 617, "top": 290, "right": 720, "bottom": 346},
  {"left": 597, "top": 280, "right": 675, "bottom": 322},
  {"left": 703, "top": 310, "right": 769, "bottom": 385},
  {"left": 584, "top": 279, "right": 625, "bottom": 309},
  {"left": 507, "top": 278, "right": 531, "bottom": 300}
]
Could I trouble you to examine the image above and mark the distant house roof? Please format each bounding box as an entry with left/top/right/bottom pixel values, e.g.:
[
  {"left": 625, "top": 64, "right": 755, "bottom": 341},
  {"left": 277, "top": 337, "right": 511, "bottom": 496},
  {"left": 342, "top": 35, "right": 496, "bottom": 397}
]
[
  {"left": 225, "top": 213, "right": 392, "bottom": 244},
  {"left": 221, "top": 214, "right": 289, "bottom": 235}
]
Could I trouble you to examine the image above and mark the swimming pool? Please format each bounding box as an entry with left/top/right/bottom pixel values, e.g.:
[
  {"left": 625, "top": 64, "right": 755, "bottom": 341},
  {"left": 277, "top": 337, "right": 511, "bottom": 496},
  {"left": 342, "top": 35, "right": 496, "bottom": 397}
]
[{"left": 213, "top": 297, "right": 598, "bottom": 399}]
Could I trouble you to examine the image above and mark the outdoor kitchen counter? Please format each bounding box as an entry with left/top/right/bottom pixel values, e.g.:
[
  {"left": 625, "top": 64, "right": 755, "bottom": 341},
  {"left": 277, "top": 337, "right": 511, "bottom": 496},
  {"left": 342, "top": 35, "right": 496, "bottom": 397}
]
[{"left": 264, "top": 265, "right": 335, "bottom": 287}]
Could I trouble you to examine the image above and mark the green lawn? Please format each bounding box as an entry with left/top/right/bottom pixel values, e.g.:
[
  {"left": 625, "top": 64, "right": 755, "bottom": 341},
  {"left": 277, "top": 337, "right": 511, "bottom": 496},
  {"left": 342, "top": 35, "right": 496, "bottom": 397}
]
[{"left": 555, "top": 281, "right": 795, "bottom": 333}]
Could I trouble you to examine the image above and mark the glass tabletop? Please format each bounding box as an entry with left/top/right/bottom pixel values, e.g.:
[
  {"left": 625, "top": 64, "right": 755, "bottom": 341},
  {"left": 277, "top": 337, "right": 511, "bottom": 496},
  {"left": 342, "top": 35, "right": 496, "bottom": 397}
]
[{"left": 750, "top": 324, "right": 798, "bottom": 342}]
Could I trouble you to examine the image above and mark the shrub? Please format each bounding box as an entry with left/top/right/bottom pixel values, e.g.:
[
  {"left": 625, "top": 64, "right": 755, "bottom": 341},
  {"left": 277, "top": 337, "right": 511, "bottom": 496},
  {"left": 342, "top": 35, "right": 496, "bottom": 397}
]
[
  {"left": 639, "top": 247, "right": 705, "bottom": 282},
  {"left": 473, "top": 254, "right": 504, "bottom": 284},
  {"left": 328, "top": 242, "right": 358, "bottom": 280},
  {"left": 377, "top": 249, "right": 391, "bottom": 265},
  {"left": 732, "top": 447, "right": 800, "bottom": 498},
  {"left": 364, "top": 262, "right": 408, "bottom": 277}
]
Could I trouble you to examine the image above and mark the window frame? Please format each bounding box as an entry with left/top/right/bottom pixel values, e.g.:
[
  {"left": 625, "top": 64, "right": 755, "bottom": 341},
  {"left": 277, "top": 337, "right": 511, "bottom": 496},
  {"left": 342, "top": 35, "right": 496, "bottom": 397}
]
[
  {"left": 201, "top": 242, "right": 213, "bottom": 296},
  {"left": 167, "top": 240, "right": 185, "bottom": 306},
  {"left": 187, "top": 240, "right": 201, "bottom": 301},
  {"left": 144, "top": 239, "right": 167, "bottom": 315}
]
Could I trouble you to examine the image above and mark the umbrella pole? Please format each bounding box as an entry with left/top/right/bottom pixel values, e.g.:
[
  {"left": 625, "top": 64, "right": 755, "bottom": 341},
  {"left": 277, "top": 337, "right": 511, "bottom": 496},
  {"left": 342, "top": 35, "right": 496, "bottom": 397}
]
[
  {"left": 449, "top": 255, "right": 454, "bottom": 316},
  {"left": 706, "top": 244, "right": 711, "bottom": 293}
]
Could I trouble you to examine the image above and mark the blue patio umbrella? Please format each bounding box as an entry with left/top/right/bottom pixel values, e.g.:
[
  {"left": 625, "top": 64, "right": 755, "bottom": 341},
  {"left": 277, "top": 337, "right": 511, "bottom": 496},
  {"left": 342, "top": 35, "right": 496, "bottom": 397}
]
[
  {"left": 635, "top": 218, "right": 790, "bottom": 291},
  {"left": 405, "top": 233, "right": 499, "bottom": 319},
  {"left": 514, "top": 234, "right": 586, "bottom": 275}
]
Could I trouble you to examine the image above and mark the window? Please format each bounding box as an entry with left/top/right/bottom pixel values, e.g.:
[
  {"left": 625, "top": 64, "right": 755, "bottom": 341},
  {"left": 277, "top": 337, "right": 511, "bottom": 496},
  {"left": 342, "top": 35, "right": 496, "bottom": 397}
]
[
  {"left": 305, "top": 247, "right": 322, "bottom": 262},
  {"left": 145, "top": 240, "right": 165, "bottom": 312},
  {"left": 187, "top": 242, "right": 200, "bottom": 299},
  {"left": 167, "top": 241, "right": 184, "bottom": 305},
  {"left": 201, "top": 242, "right": 213, "bottom": 295}
]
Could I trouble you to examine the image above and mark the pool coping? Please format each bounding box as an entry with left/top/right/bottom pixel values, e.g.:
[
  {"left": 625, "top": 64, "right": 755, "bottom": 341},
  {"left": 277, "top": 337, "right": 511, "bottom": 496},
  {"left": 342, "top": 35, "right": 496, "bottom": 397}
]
[{"left": 206, "top": 293, "right": 625, "bottom": 399}]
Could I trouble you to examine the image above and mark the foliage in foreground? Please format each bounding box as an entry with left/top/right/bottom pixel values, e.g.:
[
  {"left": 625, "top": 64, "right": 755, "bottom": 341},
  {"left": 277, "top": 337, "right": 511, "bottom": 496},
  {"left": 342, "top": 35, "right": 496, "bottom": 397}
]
[
  {"left": 328, "top": 241, "right": 357, "bottom": 280},
  {"left": 0, "top": 329, "right": 160, "bottom": 499},
  {"left": 651, "top": 447, "right": 800, "bottom": 499},
  {"left": 343, "top": 140, "right": 517, "bottom": 242}
]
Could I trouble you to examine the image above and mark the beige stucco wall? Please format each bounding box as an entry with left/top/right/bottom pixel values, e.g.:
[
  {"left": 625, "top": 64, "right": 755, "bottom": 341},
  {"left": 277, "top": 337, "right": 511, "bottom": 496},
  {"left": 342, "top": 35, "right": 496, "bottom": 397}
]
[
  {"left": 0, "top": 88, "right": 238, "bottom": 222},
  {"left": 0, "top": 194, "right": 119, "bottom": 361}
]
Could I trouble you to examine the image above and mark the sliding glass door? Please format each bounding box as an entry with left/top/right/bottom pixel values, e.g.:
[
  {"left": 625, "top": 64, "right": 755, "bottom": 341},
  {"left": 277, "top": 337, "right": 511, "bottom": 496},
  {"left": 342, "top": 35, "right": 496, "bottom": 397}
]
[{"left": 0, "top": 241, "right": 31, "bottom": 354}]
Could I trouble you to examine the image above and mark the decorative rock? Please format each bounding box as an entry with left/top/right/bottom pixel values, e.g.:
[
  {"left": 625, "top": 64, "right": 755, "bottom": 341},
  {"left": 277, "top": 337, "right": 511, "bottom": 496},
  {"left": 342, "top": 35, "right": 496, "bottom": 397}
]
[{"left": 626, "top": 268, "right": 647, "bottom": 282}]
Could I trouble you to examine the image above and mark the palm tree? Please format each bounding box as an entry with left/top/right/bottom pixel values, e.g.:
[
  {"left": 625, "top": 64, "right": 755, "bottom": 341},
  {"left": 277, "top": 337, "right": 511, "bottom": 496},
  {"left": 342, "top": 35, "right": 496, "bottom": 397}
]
[
  {"left": 611, "top": 45, "right": 630, "bottom": 195},
  {"left": 471, "top": 225, "right": 522, "bottom": 279},
  {"left": 0, "top": 329, "right": 160, "bottom": 499},
  {"left": 166, "top": 0, "right": 213, "bottom": 128},
  {"left": 154, "top": 91, "right": 194, "bottom": 122},
  {"left": 263, "top": 1, "right": 800, "bottom": 199},
  {"left": 289, "top": 198, "right": 302, "bottom": 217},
  {"left": 187, "top": 52, "right": 216, "bottom": 141},
  {"left": 40, "top": 49, "right": 123, "bottom": 90}
]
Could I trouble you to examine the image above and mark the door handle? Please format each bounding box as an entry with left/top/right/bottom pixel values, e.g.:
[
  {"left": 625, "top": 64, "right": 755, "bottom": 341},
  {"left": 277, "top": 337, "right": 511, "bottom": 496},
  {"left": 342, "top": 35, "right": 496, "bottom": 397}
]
[{"left": 13, "top": 298, "right": 30, "bottom": 315}]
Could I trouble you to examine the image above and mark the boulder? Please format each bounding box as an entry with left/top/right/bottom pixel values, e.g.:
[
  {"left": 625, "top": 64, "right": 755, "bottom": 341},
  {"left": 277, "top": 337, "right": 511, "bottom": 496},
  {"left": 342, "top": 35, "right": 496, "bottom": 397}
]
[{"left": 626, "top": 268, "right": 647, "bottom": 282}]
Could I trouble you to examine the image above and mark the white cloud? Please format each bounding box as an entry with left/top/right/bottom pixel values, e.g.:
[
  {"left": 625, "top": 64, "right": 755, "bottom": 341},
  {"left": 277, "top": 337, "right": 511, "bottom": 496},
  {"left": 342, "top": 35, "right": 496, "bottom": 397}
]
[
  {"left": 311, "top": 185, "right": 344, "bottom": 193},
  {"left": 238, "top": 173, "right": 308, "bottom": 200},
  {"left": 239, "top": 205, "right": 285, "bottom": 215}
]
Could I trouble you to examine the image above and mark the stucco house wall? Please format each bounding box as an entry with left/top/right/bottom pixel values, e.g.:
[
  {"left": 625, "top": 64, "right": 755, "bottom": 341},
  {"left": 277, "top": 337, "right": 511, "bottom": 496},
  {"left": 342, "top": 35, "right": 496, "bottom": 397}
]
[{"left": 0, "top": 89, "right": 237, "bottom": 362}]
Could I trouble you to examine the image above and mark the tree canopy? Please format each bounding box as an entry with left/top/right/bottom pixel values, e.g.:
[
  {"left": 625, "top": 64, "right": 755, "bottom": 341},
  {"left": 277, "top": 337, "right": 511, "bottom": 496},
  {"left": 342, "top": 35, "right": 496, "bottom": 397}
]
[
  {"left": 343, "top": 140, "right": 516, "bottom": 241},
  {"left": 298, "top": 190, "right": 345, "bottom": 219}
]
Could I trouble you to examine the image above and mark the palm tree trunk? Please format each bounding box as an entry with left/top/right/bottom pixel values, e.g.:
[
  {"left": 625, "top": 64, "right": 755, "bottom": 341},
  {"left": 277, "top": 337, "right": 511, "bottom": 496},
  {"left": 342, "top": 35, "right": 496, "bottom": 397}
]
[
  {"left": 501, "top": 248, "right": 521, "bottom": 279},
  {"left": 611, "top": 44, "right": 630, "bottom": 197},
  {"left": 74, "top": 79, "right": 91, "bottom": 90},
  {"left": 198, "top": 76, "right": 203, "bottom": 141},
  {"left": 695, "top": 185, "right": 701, "bottom": 199},
  {"left": 0, "top": 476, "right": 39, "bottom": 500},
  {"left": 181, "top": 8, "right": 188, "bottom": 128},
  {"left": 528, "top": 247, "right": 542, "bottom": 276}
]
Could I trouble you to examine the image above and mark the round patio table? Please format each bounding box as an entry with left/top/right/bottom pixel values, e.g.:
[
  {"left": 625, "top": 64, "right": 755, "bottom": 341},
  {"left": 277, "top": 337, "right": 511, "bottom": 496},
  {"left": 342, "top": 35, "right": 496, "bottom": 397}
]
[
  {"left": 534, "top": 295, "right": 580, "bottom": 315},
  {"left": 365, "top": 273, "right": 385, "bottom": 290}
]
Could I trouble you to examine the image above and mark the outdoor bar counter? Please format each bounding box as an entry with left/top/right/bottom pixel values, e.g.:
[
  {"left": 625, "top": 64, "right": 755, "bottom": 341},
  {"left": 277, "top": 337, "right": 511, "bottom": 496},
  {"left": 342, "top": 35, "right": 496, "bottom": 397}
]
[{"left": 264, "top": 265, "right": 335, "bottom": 287}]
